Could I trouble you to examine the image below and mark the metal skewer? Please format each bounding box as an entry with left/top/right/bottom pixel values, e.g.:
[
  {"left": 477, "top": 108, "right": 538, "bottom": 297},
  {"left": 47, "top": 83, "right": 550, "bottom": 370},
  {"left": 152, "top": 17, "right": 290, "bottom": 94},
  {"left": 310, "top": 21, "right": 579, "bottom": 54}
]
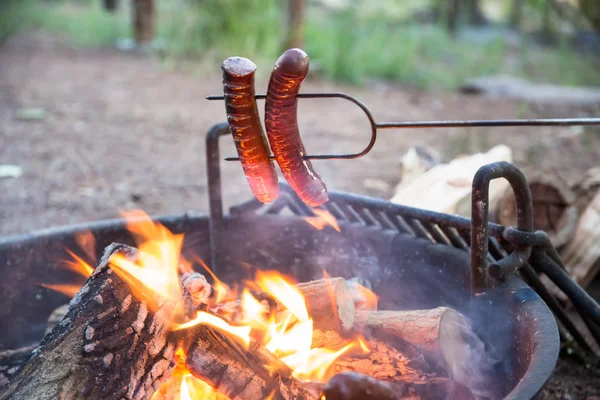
[{"left": 207, "top": 92, "right": 600, "bottom": 161}]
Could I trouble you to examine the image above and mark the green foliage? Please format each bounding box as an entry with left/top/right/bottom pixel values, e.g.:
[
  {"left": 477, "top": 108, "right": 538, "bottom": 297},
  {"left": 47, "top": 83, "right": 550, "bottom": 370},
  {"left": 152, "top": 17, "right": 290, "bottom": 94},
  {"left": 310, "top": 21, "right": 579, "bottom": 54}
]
[
  {"left": 304, "top": 10, "right": 506, "bottom": 89},
  {"left": 160, "top": 0, "right": 282, "bottom": 66},
  {"left": 1, "top": 1, "right": 127, "bottom": 47},
  {"left": 0, "top": 0, "right": 34, "bottom": 41},
  {"left": 4, "top": 0, "right": 600, "bottom": 90}
]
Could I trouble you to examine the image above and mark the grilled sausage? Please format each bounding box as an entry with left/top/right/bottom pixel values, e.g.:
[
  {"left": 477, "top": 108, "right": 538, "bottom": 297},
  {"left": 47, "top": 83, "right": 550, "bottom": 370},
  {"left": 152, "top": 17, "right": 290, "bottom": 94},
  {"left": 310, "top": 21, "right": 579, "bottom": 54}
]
[
  {"left": 265, "top": 48, "right": 329, "bottom": 207},
  {"left": 222, "top": 57, "right": 280, "bottom": 203}
]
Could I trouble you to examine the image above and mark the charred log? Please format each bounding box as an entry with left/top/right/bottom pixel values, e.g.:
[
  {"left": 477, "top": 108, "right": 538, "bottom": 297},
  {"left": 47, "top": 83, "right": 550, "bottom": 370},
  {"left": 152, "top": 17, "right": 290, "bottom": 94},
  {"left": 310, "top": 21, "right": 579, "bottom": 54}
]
[
  {"left": 0, "top": 244, "right": 178, "bottom": 400},
  {"left": 184, "top": 325, "right": 316, "bottom": 400}
]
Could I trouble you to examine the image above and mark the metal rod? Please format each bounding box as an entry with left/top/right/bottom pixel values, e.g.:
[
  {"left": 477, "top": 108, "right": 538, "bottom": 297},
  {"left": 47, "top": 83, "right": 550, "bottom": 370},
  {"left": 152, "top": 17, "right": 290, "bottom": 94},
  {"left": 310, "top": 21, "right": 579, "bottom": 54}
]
[
  {"left": 205, "top": 122, "right": 231, "bottom": 272},
  {"left": 208, "top": 91, "right": 600, "bottom": 162},
  {"left": 375, "top": 118, "right": 600, "bottom": 129},
  {"left": 532, "top": 250, "right": 600, "bottom": 328},
  {"left": 520, "top": 263, "right": 595, "bottom": 353}
]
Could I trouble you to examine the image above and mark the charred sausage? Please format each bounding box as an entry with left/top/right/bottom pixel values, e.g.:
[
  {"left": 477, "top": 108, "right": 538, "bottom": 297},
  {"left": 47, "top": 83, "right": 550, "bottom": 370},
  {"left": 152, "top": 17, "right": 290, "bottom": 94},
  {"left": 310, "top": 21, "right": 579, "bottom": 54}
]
[
  {"left": 265, "top": 48, "right": 328, "bottom": 207},
  {"left": 222, "top": 57, "right": 280, "bottom": 203}
]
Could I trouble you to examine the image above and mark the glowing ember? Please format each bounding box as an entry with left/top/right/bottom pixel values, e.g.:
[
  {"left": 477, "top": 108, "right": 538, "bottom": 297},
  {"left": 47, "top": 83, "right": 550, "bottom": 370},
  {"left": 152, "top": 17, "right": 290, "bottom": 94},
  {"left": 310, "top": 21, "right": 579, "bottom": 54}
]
[{"left": 303, "top": 209, "right": 341, "bottom": 232}]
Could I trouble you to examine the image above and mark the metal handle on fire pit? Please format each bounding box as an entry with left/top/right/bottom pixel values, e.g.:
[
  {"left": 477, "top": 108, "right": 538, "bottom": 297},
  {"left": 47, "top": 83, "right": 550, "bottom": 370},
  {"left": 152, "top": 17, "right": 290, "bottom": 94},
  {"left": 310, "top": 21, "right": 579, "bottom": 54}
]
[
  {"left": 470, "top": 162, "right": 534, "bottom": 294},
  {"left": 207, "top": 92, "right": 600, "bottom": 162}
]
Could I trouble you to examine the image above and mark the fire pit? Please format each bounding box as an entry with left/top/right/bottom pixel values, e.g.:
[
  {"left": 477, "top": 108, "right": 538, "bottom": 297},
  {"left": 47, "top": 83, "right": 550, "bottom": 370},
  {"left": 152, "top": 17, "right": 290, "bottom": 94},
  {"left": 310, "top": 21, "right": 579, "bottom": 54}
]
[{"left": 0, "top": 120, "right": 563, "bottom": 399}]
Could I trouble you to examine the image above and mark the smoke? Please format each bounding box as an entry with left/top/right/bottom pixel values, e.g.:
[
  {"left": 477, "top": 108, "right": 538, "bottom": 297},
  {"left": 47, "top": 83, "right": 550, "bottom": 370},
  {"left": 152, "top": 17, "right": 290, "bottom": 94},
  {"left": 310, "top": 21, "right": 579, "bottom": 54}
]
[{"left": 442, "top": 310, "right": 503, "bottom": 399}]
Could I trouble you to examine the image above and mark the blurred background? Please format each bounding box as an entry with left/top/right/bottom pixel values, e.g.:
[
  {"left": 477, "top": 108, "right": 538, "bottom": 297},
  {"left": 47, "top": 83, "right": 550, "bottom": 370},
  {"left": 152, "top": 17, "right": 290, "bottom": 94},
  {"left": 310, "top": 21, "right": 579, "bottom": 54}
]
[
  {"left": 0, "top": 0, "right": 599, "bottom": 233},
  {"left": 0, "top": 0, "right": 600, "bottom": 397}
]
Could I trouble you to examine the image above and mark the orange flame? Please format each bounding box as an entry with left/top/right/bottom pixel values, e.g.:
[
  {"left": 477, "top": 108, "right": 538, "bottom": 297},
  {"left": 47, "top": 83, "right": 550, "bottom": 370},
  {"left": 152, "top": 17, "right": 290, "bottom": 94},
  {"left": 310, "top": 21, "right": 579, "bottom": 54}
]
[
  {"left": 44, "top": 209, "right": 368, "bottom": 396},
  {"left": 107, "top": 211, "right": 184, "bottom": 313},
  {"left": 73, "top": 229, "right": 97, "bottom": 265},
  {"left": 152, "top": 348, "right": 229, "bottom": 400},
  {"left": 303, "top": 209, "right": 341, "bottom": 232},
  {"left": 174, "top": 311, "right": 251, "bottom": 347},
  {"left": 39, "top": 283, "right": 83, "bottom": 298},
  {"left": 192, "top": 255, "right": 237, "bottom": 304},
  {"left": 63, "top": 249, "right": 95, "bottom": 278}
]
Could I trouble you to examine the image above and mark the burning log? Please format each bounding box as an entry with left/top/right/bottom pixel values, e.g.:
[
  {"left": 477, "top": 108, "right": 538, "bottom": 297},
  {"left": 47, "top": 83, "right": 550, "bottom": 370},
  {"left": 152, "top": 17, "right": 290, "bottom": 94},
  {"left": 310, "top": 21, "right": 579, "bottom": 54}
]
[
  {"left": 213, "top": 277, "right": 356, "bottom": 332},
  {"left": 0, "top": 244, "right": 178, "bottom": 400},
  {"left": 294, "top": 277, "right": 355, "bottom": 332},
  {"left": 184, "top": 327, "right": 317, "bottom": 400},
  {"left": 354, "top": 308, "right": 471, "bottom": 362}
]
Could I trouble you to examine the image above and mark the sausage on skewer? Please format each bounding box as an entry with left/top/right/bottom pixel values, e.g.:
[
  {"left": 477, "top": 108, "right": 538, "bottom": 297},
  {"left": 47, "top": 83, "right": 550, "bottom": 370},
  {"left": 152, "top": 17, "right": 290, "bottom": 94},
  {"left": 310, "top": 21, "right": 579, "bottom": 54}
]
[
  {"left": 222, "top": 57, "right": 280, "bottom": 203},
  {"left": 265, "top": 48, "right": 329, "bottom": 207}
]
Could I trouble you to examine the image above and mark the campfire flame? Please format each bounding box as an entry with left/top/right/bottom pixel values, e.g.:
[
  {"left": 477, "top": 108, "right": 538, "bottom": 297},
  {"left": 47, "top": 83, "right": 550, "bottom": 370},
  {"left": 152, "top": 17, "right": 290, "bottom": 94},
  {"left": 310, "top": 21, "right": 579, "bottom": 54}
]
[
  {"left": 45, "top": 209, "right": 364, "bottom": 399},
  {"left": 303, "top": 209, "right": 341, "bottom": 232}
]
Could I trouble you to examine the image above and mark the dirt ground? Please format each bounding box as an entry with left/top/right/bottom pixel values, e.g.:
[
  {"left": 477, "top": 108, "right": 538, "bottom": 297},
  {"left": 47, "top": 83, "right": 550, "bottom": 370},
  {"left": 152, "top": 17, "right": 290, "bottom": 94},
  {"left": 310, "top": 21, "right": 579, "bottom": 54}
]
[{"left": 1, "top": 33, "right": 600, "bottom": 398}]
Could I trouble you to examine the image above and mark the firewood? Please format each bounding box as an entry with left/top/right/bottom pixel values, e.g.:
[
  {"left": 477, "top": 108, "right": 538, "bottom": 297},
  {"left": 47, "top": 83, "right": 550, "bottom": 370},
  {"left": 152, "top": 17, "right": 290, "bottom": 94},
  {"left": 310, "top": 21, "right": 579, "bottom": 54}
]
[
  {"left": 181, "top": 272, "right": 212, "bottom": 316},
  {"left": 390, "top": 145, "right": 512, "bottom": 216},
  {"left": 214, "top": 278, "right": 356, "bottom": 331},
  {"left": 322, "top": 371, "right": 397, "bottom": 400},
  {"left": 562, "top": 190, "right": 600, "bottom": 288},
  {"left": 354, "top": 308, "right": 467, "bottom": 356},
  {"left": 184, "top": 326, "right": 316, "bottom": 400},
  {"left": 0, "top": 244, "right": 178, "bottom": 400},
  {"left": 294, "top": 278, "right": 355, "bottom": 332},
  {"left": 496, "top": 172, "right": 578, "bottom": 248},
  {"left": 354, "top": 309, "right": 494, "bottom": 398}
]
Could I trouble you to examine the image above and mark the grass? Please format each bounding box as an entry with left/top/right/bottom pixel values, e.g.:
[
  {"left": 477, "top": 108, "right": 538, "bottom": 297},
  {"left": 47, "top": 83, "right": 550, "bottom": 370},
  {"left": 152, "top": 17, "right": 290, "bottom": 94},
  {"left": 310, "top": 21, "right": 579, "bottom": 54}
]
[
  {"left": 2, "top": 0, "right": 600, "bottom": 90},
  {"left": 0, "top": 1, "right": 128, "bottom": 47}
]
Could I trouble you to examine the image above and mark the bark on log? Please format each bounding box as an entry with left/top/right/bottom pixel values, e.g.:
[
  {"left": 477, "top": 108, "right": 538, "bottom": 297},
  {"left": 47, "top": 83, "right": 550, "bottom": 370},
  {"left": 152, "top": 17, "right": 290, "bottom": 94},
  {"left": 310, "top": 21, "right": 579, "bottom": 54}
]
[
  {"left": 184, "top": 326, "right": 316, "bottom": 400},
  {"left": 0, "top": 244, "right": 178, "bottom": 400},
  {"left": 496, "top": 172, "right": 578, "bottom": 248},
  {"left": 562, "top": 190, "right": 600, "bottom": 288}
]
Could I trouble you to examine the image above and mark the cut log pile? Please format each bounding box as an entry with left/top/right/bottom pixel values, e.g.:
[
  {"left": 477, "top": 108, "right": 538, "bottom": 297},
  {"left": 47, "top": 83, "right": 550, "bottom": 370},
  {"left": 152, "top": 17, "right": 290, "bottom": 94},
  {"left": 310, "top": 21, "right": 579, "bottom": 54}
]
[
  {"left": 0, "top": 243, "right": 490, "bottom": 400},
  {"left": 391, "top": 146, "right": 600, "bottom": 296}
]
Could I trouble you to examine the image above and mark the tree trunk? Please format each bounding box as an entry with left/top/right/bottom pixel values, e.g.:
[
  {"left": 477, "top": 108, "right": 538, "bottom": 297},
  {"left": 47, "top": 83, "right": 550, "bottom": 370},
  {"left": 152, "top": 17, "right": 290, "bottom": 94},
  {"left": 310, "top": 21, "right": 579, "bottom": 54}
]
[
  {"left": 447, "top": 0, "right": 462, "bottom": 36},
  {"left": 284, "top": 0, "right": 305, "bottom": 50},
  {"left": 510, "top": 0, "right": 524, "bottom": 31},
  {"left": 133, "top": 0, "right": 155, "bottom": 45},
  {"left": 542, "top": 0, "right": 555, "bottom": 44},
  {"left": 465, "top": 0, "right": 486, "bottom": 25},
  {"left": 103, "top": 0, "right": 119, "bottom": 12}
]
